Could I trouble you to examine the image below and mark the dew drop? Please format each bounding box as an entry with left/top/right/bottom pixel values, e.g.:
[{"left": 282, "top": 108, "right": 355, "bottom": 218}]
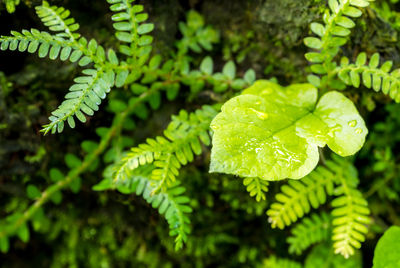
[
  {"left": 250, "top": 108, "right": 269, "bottom": 120},
  {"left": 261, "top": 89, "right": 272, "bottom": 95},
  {"left": 348, "top": 120, "right": 357, "bottom": 127},
  {"left": 255, "top": 101, "right": 261, "bottom": 105},
  {"left": 355, "top": 128, "right": 363, "bottom": 134}
]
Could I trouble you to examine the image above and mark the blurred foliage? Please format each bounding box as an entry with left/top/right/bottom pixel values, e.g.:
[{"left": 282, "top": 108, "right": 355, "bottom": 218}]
[{"left": 1, "top": 0, "right": 400, "bottom": 267}]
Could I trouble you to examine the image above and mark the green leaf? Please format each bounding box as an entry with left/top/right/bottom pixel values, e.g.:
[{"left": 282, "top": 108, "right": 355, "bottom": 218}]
[
  {"left": 69, "top": 177, "right": 81, "bottom": 193},
  {"left": 65, "top": 153, "right": 82, "bottom": 168},
  {"left": 0, "top": 237, "right": 9, "bottom": 253},
  {"left": 222, "top": 61, "right": 236, "bottom": 80},
  {"left": 310, "top": 23, "right": 325, "bottom": 37},
  {"left": 356, "top": 52, "right": 367, "bottom": 66},
  {"left": 17, "top": 224, "right": 30, "bottom": 243},
  {"left": 50, "top": 191, "right": 63, "bottom": 204},
  {"left": 369, "top": 53, "right": 380, "bottom": 68},
  {"left": 49, "top": 168, "right": 64, "bottom": 182},
  {"left": 200, "top": 56, "right": 213, "bottom": 75},
  {"left": 307, "top": 74, "right": 321, "bottom": 87},
  {"left": 210, "top": 80, "right": 367, "bottom": 181},
  {"left": 373, "top": 226, "right": 400, "bottom": 268},
  {"left": 305, "top": 52, "right": 324, "bottom": 63},
  {"left": 116, "top": 69, "right": 129, "bottom": 87},
  {"left": 26, "top": 185, "right": 41, "bottom": 199},
  {"left": 350, "top": 0, "right": 370, "bottom": 8},
  {"left": 244, "top": 69, "right": 256, "bottom": 84},
  {"left": 109, "top": 99, "right": 127, "bottom": 113},
  {"left": 107, "top": 49, "right": 119, "bottom": 65},
  {"left": 137, "top": 23, "right": 154, "bottom": 34},
  {"left": 304, "top": 37, "right": 322, "bottom": 49}
]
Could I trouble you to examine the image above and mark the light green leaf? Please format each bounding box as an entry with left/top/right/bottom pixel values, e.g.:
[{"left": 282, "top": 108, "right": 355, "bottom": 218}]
[
  {"left": 373, "top": 226, "right": 400, "bottom": 268},
  {"left": 310, "top": 23, "right": 325, "bottom": 37},
  {"left": 210, "top": 80, "right": 367, "bottom": 181},
  {"left": 369, "top": 53, "right": 380, "bottom": 68},
  {"left": 304, "top": 37, "right": 322, "bottom": 49},
  {"left": 200, "top": 56, "right": 213, "bottom": 75},
  {"left": 244, "top": 69, "right": 256, "bottom": 84},
  {"left": 223, "top": 61, "right": 236, "bottom": 79}
]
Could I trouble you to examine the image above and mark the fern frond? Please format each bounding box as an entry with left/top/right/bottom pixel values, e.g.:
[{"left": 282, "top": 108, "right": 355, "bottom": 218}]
[
  {"left": 115, "top": 167, "right": 192, "bottom": 250},
  {"left": 107, "top": 0, "right": 153, "bottom": 62},
  {"left": 336, "top": 52, "right": 400, "bottom": 102},
  {"left": 266, "top": 163, "right": 336, "bottom": 229},
  {"left": 331, "top": 169, "right": 370, "bottom": 258},
  {"left": 3, "top": 0, "right": 20, "bottom": 13},
  {"left": 243, "top": 177, "right": 269, "bottom": 202},
  {"left": 35, "top": 1, "right": 81, "bottom": 40},
  {"left": 0, "top": 30, "right": 108, "bottom": 67},
  {"left": 41, "top": 68, "right": 115, "bottom": 134},
  {"left": 304, "top": 0, "right": 373, "bottom": 85},
  {"left": 287, "top": 212, "right": 332, "bottom": 255},
  {"left": 262, "top": 256, "right": 302, "bottom": 268},
  {"left": 114, "top": 106, "right": 218, "bottom": 190}
]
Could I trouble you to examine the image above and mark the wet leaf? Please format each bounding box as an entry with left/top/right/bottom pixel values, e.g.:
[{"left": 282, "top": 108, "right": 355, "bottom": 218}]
[{"left": 210, "top": 80, "right": 367, "bottom": 181}]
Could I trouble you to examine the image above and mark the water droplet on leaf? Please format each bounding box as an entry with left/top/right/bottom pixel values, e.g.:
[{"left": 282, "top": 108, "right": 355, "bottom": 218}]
[
  {"left": 261, "top": 89, "right": 272, "bottom": 95},
  {"left": 249, "top": 108, "right": 268, "bottom": 120},
  {"left": 348, "top": 120, "right": 357, "bottom": 127},
  {"left": 355, "top": 128, "right": 363, "bottom": 134}
]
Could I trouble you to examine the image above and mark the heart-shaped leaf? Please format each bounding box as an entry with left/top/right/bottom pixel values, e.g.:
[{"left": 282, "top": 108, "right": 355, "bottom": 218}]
[{"left": 210, "top": 80, "right": 367, "bottom": 181}]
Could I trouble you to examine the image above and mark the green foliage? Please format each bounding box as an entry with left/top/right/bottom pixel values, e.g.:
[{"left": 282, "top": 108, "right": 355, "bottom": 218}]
[
  {"left": 304, "top": 0, "right": 373, "bottom": 88},
  {"left": 243, "top": 177, "right": 269, "bottom": 202},
  {"left": 262, "top": 256, "right": 302, "bottom": 268},
  {"left": 331, "top": 163, "right": 370, "bottom": 258},
  {"left": 0, "top": 1, "right": 123, "bottom": 134},
  {"left": 107, "top": 0, "right": 153, "bottom": 69},
  {"left": 2, "top": 0, "right": 400, "bottom": 266},
  {"left": 267, "top": 159, "right": 337, "bottom": 229},
  {"left": 373, "top": 226, "right": 400, "bottom": 268},
  {"left": 304, "top": 243, "right": 362, "bottom": 268},
  {"left": 96, "top": 167, "right": 192, "bottom": 251},
  {"left": 287, "top": 212, "right": 332, "bottom": 255},
  {"left": 337, "top": 52, "right": 400, "bottom": 102},
  {"left": 267, "top": 156, "right": 370, "bottom": 258},
  {"left": 1, "top": 0, "right": 20, "bottom": 13},
  {"left": 210, "top": 80, "right": 367, "bottom": 181},
  {"left": 35, "top": 1, "right": 81, "bottom": 40},
  {"left": 114, "top": 105, "right": 217, "bottom": 192}
]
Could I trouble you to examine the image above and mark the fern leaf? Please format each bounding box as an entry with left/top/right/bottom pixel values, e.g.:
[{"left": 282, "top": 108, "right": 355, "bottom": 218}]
[
  {"left": 304, "top": 0, "right": 373, "bottom": 86},
  {"left": 114, "top": 167, "right": 192, "bottom": 250},
  {"left": 287, "top": 212, "right": 332, "bottom": 255},
  {"left": 35, "top": 1, "right": 81, "bottom": 40},
  {"left": 337, "top": 52, "right": 400, "bottom": 102},
  {"left": 331, "top": 169, "right": 370, "bottom": 258},
  {"left": 3, "top": 0, "right": 20, "bottom": 13},
  {"left": 243, "top": 177, "right": 269, "bottom": 202},
  {"left": 41, "top": 68, "right": 115, "bottom": 134},
  {"left": 268, "top": 155, "right": 370, "bottom": 258},
  {"left": 114, "top": 106, "right": 218, "bottom": 189},
  {"left": 266, "top": 163, "right": 336, "bottom": 229},
  {"left": 0, "top": 30, "right": 107, "bottom": 67},
  {"left": 107, "top": 0, "right": 153, "bottom": 62}
]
